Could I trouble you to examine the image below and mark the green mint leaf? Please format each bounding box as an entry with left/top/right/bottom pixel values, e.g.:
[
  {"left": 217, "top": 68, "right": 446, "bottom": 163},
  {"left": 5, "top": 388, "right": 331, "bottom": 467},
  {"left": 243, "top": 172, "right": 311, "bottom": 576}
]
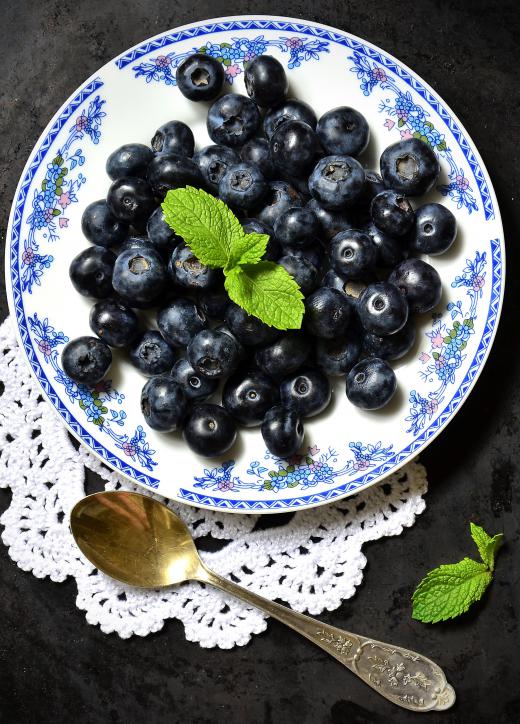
[
  {"left": 224, "top": 262, "right": 304, "bottom": 330},
  {"left": 161, "top": 186, "right": 244, "bottom": 268},
  {"left": 229, "top": 232, "right": 270, "bottom": 268},
  {"left": 412, "top": 558, "right": 492, "bottom": 623},
  {"left": 470, "top": 522, "right": 503, "bottom": 571}
]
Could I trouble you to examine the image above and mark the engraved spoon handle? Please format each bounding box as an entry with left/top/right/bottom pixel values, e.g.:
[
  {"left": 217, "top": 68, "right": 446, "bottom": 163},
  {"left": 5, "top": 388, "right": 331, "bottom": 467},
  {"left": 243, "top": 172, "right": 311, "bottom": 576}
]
[{"left": 197, "top": 565, "right": 455, "bottom": 712}]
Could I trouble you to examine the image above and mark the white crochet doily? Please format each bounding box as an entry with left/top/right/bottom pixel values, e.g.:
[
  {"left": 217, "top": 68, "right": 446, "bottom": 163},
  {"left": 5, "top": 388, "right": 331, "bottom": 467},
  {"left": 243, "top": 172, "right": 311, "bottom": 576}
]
[{"left": 0, "top": 316, "right": 428, "bottom": 648}]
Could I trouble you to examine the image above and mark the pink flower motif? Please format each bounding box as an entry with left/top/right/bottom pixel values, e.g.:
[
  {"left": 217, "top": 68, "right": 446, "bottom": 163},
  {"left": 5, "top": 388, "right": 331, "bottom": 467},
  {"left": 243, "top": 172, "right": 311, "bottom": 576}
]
[
  {"left": 122, "top": 442, "right": 136, "bottom": 457},
  {"left": 58, "top": 191, "right": 71, "bottom": 209},
  {"left": 155, "top": 55, "right": 171, "bottom": 68},
  {"left": 431, "top": 332, "right": 444, "bottom": 348},
  {"left": 400, "top": 130, "right": 414, "bottom": 140},
  {"left": 456, "top": 174, "right": 469, "bottom": 190},
  {"left": 43, "top": 208, "right": 54, "bottom": 222},
  {"left": 285, "top": 37, "right": 303, "bottom": 49},
  {"left": 426, "top": 399, "right": 438, "bottom": 415},
  {"left": 384, "top": 119, "right": 395, "bottom": 130},
  {"left": 353, "top": 459, "right": 370, "bottom": 471},
  {"left": 218, "top": 479, "right": 234, "bottom": 491},
  {"left": 22, "top": 248, "right": 35, "bottom": 264},
  {"left": 75, "top": 114, "right": 88, "bottom": 131},
  {"left": 37, "top": 339, "right": 52, "bottom": 356},
  {"left": 472, "top": 275, "right": 485, "bottom": 291},
  {"left": 307, "top": 445, "right": 320, "bottom": 456},
  {"left": 225, "top": 64, "right": 241, "bottom": 78},
  {"left": 419, "top": 352, "right": 431, "bottom": 363},
  {"left": 59, "top": 217, "right": 69, "bottom": 228},
  {"left": 372, "top": 67, "right": 387, "bottom": 82},
  {"left": 435, "top": 355, "right": 446, "bottom": 369}
]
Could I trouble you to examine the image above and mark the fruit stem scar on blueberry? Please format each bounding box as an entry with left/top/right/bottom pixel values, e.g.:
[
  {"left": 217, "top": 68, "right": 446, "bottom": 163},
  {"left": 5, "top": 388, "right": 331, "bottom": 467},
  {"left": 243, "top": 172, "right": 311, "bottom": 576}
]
[
  {"left": 324, "top": 162, "right": 349, "bottom": 181},
  {"left": 396, "top": 154, "right": 418, "bottom": 180},
  {"left": 177, "top": 256, "right": 203, "bottom": 273},
  {"left": 231, "top": 171, "right": 252, "bottom": 190},
  {"left": 344, "top": 281, "right": 365, "bottom": 298},
  {"left": 424, "top": 223, "right": 434, "bottom": 233},
  {"left": 374, "top": 296, "right": 385, "bottom": 311},
  {"left": 355, "top": 372, "right": 366, "bottom": 384},
  {"left": 222, "top": 116, "right": 244, "bottom": 135},
  {"left": 129, "top": 255, "right": 150, "bottom": 274},
  {"left": 208, "top": 420, "right": 216, "bottom": 431},
  {"left": 191, "top": 68, "right": 210, "bottom": 86},
  {"left": 396, "top": 196, "right": 409, "bottom": 210},
  {"left": 141, "top": 397, "right": 151, "bottom": 417}
]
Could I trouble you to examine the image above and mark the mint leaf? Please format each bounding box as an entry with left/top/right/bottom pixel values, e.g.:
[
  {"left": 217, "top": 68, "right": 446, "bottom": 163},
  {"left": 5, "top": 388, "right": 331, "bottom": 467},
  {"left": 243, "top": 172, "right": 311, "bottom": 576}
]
[
  {"left": 162, "top": 186, "right": 243, "bottom": 268},
  {"left": 225, "top": 262, "right": 304, "bottom": 330},
  {"left": 230, "top": 232, "right": 269, "bottom": 268},
  {"left": 412, "top": 558, "right": 492, "bottom": 623},
  {"left": 470, "top": 522, "right": 503, "bottom": 571}
]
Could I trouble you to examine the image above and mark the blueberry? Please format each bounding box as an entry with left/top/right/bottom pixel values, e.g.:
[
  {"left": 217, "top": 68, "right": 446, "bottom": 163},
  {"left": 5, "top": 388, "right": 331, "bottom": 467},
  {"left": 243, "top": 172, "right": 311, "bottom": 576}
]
[
  {"left": 187, "top": 329, "right": 240, "bottom": 379},
  {"left": 81, "top": 200, "right": 128, "bottom": 247},
  {"left": 263, "top": 99, "right": 317, "bottom": 138},
  {"left": 274, "top": 206, "right": 320, "bottom": 248},
  {"left": 269, "top": 120, "right": 319, "bottom": 176},
  {"left": 157, "top": 298, "right": 206, "bottom": 348},
  {"left": 170, "top": 358, "right": 218, "bottom": 402},
  {"left": 117, "top": 236, "right": 155, "bottom": 255},
  {"left": 168, "top": 245, "right": 220, "bottom": 291},
  {"left": 306, "top": 198, "right": 356, "bottom": 241},
  {"left": 322, "top": 270, "right": 375, "bottom": 308},
  {"left": 151, "top": 120, "right": 195, "bottom": 157},
  {"left": 309, "top": 155, "right": 365, "bottom": 209},
  {"left": 255, "top": 180, "right": 303, "bottom": 229},
  {"left": 130, "top": 330, "right": 175, "bottom": 376},
  {"left": 146, "top": 207, "right": 181, "bottom": 257},
  {"left": 194, "top": 144, "right": 240, "bottom": 193},
  {"left": 244, "top": 55, "right": 288, "bottom": 107},
  {"left": 364, "top": 220, "right": 408, "bottom": 268},
  {"left": 280, "top": 367, "right": 331, "bottom": 418},
  {"left": 389, "top": 258, "right": 442, "bottom": 314},
  {"left": 218, "top": 162, "right": 267, "bottom": 210},
  {"left": 89, "top": 299, "right": 139, "bottom": 348},
  {"left": 147, "top": 154, "right": 202, "bottom": 199},
  {"left": 112, "top": 247, "right": 166, "bottom": 308},
  {"left": 69, "top": 246, "right": 116, "bottom": 298},
  {"left": 207, "top": 93, "right": 261, "bottom": 148},
  {"left": 278, "top": 254, "right": 319, "bottom": 296},
  {"left": 330, "top": 229, "right": 378, "bottom": 279},
  {"left": 363, "top": 320, "right": 416, "bottom": 361},
  {"left": 410, "top": 203, "right": 457, "bottom": 255},
  {"left": 371, "top": 190, "right": 414, "bottom": 237},
  {"left": 242, "top": 218, "right": 281, "bottom": 261},
  {"left": 360, "top": 170, "right": 386, "bottom": 204},
  {"left": 62, "top": 336, "right": 112, "bottom": 386},
  {"left": 240, "top": 138, "right": 277, "bottom": 180},
  {"left": 285, "top": 243, "right": 324, "bottom": 272},
  {"left": 214, "top": 324, "right": 246, "bottom": 362},
  {"left": 346, "top": 357, "right": 396, "bottom": 410},
  {"left": 223, "top": 368, "right": 279, "bottom": 427},
  {"left": 304, "top": 287, "right": 352, "bottom": 339},
  {"left": 358, "top": 282, "right": 409, "bottom": 336},
  {"left": 316, "top": 327, "right": 361, "bottom": 375},
  {"left": 317, "top": 107, "right": 370, "bottom": 157},
  {"left": 183, "top": 403, "right": 237, "bottom": 457},
  {"left": 261, "top": 405, "right": 304, "bottom": 458},
  {"left": 106, "top": 177, "right": 156, "bottom": 229},
  {"left": 380, "top": 138, "right": 440, "bottom": 196},
  {"left": 198, "top": 287, "right": 230, "bottom": 320},
  {"left": 106, "top": 144, "right": 153, "bottom": 180},
  {"left": 255, "top": 332, "right": 310, "bottom": 378},
  {"left": 141, "top": 375, "right": 188, "bottom": 432},
  {"left": 225, "top": 303, "right": 280, "bottom": 348},
  {"left": 175, "top": 53, "right": 225, "bottom": 102}
]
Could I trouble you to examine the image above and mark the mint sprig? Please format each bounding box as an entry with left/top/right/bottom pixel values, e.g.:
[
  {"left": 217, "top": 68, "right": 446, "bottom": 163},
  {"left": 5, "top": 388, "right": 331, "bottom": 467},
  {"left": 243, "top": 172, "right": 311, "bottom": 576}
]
[
  {"left": 412, "top": 523, "right": 504, "bottom": 623},
  {"left": 162, "top": 187, "right": 304, "bottom": 329}
]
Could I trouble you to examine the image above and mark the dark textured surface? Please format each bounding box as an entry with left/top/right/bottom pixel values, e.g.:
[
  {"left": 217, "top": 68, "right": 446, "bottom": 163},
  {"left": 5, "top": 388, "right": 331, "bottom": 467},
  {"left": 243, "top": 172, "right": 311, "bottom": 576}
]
[{"left": 0, "top": 1, "right": 519, "bottom": 722}]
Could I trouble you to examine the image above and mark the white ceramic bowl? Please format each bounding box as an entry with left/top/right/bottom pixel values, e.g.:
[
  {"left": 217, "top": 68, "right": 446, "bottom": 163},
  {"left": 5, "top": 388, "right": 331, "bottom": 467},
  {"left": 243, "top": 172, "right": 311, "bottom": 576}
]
[{"left": 6, "top": 16, "right": 504, "bottom": 512}]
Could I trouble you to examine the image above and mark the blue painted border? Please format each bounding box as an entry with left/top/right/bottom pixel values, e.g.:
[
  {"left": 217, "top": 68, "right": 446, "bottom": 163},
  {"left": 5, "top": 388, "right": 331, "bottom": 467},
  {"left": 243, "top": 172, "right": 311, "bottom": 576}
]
[
  {"left": 115, "top": 19, "right": 494, "bottom": 219},
  {"left": 7, "top": 21, "right": 503, "bottom": 510}
]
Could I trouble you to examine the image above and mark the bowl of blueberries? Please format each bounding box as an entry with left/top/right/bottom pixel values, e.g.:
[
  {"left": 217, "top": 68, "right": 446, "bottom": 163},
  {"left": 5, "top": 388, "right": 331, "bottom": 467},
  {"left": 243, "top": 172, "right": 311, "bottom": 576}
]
[{"left": 6, "top": 17, "right": 504, "bottom": 512}]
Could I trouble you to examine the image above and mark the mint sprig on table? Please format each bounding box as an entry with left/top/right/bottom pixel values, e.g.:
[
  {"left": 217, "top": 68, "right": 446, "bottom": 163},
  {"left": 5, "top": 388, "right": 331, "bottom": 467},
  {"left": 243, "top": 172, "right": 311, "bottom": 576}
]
[
  {"left": 412, "top": 523, "right": 504, "bottom": 623},
  {"left": 162, "top": 186, "right": 304, "bottom": 329}
]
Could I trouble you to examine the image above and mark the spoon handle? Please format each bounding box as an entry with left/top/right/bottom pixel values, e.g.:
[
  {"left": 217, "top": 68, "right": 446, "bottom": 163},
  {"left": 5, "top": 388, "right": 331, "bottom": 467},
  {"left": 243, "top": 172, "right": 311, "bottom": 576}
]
[{"left": 198, "top": 566, "right": 455, "bottom": 712}]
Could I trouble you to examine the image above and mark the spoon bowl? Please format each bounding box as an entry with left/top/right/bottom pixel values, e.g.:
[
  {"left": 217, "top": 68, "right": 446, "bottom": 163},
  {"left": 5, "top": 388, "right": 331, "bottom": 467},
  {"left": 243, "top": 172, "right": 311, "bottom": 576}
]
[
  {"left": 70, "top": 491, "right": 455, "bottom": 712},
  {"left": 71, "top": 491, "right": 203, "bottom": 587}
]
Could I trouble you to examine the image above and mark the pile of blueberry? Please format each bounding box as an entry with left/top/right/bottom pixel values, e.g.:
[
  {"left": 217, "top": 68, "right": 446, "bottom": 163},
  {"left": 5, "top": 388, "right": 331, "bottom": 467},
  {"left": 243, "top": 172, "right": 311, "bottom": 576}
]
[{"left": 63, "top": 53, "right": 457, "bottom": 459}]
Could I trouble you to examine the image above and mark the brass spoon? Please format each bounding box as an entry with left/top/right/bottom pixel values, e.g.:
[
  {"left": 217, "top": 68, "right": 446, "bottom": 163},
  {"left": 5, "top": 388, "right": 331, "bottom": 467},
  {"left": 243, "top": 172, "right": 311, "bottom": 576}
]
[{"left": 70, "top": 491, "right": 455, "bottom": 712}]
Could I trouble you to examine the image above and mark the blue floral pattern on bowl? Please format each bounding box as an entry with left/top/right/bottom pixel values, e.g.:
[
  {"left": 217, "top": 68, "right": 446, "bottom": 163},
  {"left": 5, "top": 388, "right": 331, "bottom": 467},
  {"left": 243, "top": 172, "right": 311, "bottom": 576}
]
[
  {"left": 133, "top": 35, "right": 329, "bottom": 85},
  {"left": 348, "top": 51, "right": 478, "bottom": 215},
  {"left": 28, "top": 313, "right": 157, "bottom": 471},
  {"left": 22, "top": 96, "right": 106, "bottom": 294}
]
